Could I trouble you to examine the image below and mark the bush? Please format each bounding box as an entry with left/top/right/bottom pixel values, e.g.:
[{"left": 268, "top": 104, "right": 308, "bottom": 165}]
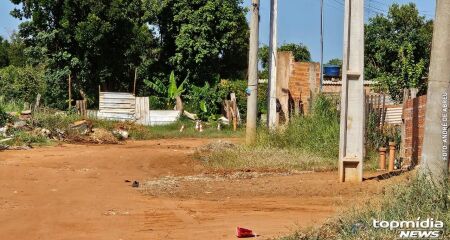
[
  {"left": 257, "top": 94, "right": 340, "bottom": 159},
  {"left": 0, "top": 65, "right": 45, "bottom": 104},
  {"left": 33, "top": 111, "right": 80, "bottom": 132},
  {"left": 367, "top": 111, "right": 401, "bottom": 149},
  {"left": 8, "top": 130, "right": 49, "bottom": 146},
  {"left": 185, "top": 82, "right": 223, "bottom": 121},
  {"left": 218, "top": 79, "right": 268, "bottom": 117},
  {"left": 0, "top": 105, "right": 8, "bottom": 126},
  {"left": 184, "top": 79, "right": 267, "bottom": 121}
]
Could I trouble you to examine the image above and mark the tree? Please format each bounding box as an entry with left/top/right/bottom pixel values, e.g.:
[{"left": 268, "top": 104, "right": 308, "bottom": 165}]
[
  {"left": 10, "top": 0, "right": 156, "bottom": 108},
  {"left": 258, "top": 43, "right": 311, "bottom": 78},
  {"left": 0, "top": 37, "right": 9, "bottom": 68},
  {"left": 326, "top": 58, "right": 342, "bottom": 67},
  {"left": 7, "top": 32, "right": 26, "bottom": 67},
  {"left": 145, "top": 0, "right": 249, "bottom": 85},
  {"left": 365, "top": 3, "right": 433, "bottom": 101}
]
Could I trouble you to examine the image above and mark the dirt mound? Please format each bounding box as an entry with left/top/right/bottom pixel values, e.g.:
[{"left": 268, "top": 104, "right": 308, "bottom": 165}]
[{"left": 89, "top": 128, "right": 119, "bottom": 144}]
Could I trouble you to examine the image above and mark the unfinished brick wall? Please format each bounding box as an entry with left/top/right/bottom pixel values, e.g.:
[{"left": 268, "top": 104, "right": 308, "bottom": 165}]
[
  {"left": 288, "top": 62, "right": 320, "bottom": 114},
  {"left": 403, "top": 95, "right": 427, "bottom": 165},
  {"left": 322, "top": 83, "right": 375, "bottom": 94}
]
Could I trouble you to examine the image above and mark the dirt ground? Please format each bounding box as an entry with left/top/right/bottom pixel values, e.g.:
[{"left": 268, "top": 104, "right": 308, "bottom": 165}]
[{"left": 0, "top": 139, "right": 397, "bottom": 240}]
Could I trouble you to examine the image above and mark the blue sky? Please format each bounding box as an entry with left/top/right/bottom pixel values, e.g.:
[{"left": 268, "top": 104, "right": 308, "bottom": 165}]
[{"left": 1, "top": 0, "right": 436, "bottom": 62}]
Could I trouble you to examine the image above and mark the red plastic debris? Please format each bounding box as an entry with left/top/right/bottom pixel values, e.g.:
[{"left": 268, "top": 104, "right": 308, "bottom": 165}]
[{"left": 236, "top": 227, "right": 255, "bottom": 238}]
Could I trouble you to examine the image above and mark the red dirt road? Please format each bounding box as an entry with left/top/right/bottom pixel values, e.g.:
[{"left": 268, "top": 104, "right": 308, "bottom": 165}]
[{"left": 0, "top": 139, "right": 389, "bottom": 239}]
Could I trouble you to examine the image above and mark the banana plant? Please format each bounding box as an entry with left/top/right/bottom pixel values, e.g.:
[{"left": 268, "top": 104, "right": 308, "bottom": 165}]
[{"left": 144, "top": 71, "right": 187, "bottom": 111}]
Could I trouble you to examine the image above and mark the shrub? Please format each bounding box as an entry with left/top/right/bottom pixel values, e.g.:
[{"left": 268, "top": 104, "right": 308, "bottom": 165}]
[
  {"left": 0, "top": 105, "right": 8, "bottom": 126},
  {"left": 257, "top": 94, "right": 340, "bottom": 159},
  {"left": 33, "top": 111, "right": 80, "bottom": 132},
  {"left": 8, "top": 130, "right": 49, "bottom": 146},
  {"left": 185, "top": 82, "right": 223, "bottom": 121},
  {"left": 0, "top": 65, "right": 45, "bottom": 103},
  {"left": 218, "top": 79, "right": 268, "bottom": 118}
]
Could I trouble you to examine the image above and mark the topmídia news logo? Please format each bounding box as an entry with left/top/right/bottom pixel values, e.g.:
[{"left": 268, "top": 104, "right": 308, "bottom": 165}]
[{"left": 373, "top": 218, "right": 445, "bottom": 239}]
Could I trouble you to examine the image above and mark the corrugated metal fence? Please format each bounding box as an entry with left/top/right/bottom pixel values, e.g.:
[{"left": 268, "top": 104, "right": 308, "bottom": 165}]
[
  {"left": 95, "top": 92, "right": 180, "bottom": 126},
  {"left": 98, "top": 92, "right": 136, "bottom": 121}
]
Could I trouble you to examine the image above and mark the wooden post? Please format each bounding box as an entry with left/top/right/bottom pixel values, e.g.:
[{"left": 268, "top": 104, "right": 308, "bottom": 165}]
[
  {"left": 68, "top": 74, "right": 72, "bottom": 110},
  {"left": 225, "top": 100, "right": 231, "bottom": 122},
  {"left": 76, "top": 100, "right": 87, "bottom": 118},
  {"left": 230, "top": 93, "right": 240, "bottom": 123},
  {"left": 33, "top": 94, "right": 41, "bottom": 113},
  {"left": 133, "top": 68, "right": 138, "bottom": 95},
  {"left": 380, "top": 93, "right": 386, "bottom": 129}
]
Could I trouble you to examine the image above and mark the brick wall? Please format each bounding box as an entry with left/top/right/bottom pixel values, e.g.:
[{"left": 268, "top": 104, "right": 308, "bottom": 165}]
[
  {"left": 322, "top": 84, "right": 374, "bottom": 94},
  {"left": 403, "top": 95, "right": 427, "bottom": 165},
  {"left": 288, "top": 62, "right": 320, "bottom": 114}
]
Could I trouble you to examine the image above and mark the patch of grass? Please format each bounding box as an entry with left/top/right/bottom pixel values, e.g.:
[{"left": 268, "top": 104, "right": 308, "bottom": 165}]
[
  {"left": 2, "top": 130, "right": 50, "bottom": 146},
  {"left": 196, "top": 95, "right": 340, "bottom": 172},
  {"left": 142, "top": 119, "right": 244, "bottom": 140},
  {"left": 280, "top": 173, "right": 450, "bottom": 240},
  {"left": 0, "top": 96, "right": 24, "bottom": 113},
  {"left": 33, "top": 111, "right": 81, "bottom": 131},
  {"left": 256, "top": 94, "right": 340, "bottom": 160},
  {"left": 365, "top": 149, "right": 380, "bottom": 171},
  {"left": 35, "top": 112, "right": 242, "bottom": 140},
  {"left": 198, "top": 144, "right": 336, "bottom": 172}
]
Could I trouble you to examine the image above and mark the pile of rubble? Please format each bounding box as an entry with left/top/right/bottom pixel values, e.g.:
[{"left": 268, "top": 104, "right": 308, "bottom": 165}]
[{"left": 0, "top": 111, "right": 130, "bottom": 150}]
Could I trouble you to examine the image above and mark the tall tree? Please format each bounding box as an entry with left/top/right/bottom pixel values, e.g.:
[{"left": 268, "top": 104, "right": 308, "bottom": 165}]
[
  {"left": 258, "top": 43, "right": 311, "bottom": 78},
  {"left": 10, "top": 0, "right": 157, "bottom": 108},
  {"left": 365, "top": 3, "right": 433, "bottom": 101},
  {"left": 7, "top": 32, "right": 26, "bottom": 67},
  {"left": 146, "top": 0, "right": 249, "bottom": 85},
  {"left": 0, "top": 37, "right": 9, "bottom": 68}
]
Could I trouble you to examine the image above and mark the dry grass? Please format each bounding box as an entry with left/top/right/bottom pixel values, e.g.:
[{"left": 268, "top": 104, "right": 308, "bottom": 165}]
[
  {"left": 279, "top": 173, "right": 450, "bottom": 240},
  {"left": 195, "top": 141, "right": 337, "bottom": 173}
]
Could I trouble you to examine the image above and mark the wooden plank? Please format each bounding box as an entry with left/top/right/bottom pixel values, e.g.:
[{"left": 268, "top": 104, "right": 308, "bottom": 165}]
[{"left": 87, "top": 110, "right": 98, "bottom": 119}]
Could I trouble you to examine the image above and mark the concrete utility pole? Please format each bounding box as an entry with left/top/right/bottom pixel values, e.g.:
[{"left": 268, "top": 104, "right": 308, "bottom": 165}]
[
  {"left": 338, "top": 0, "right": 365, "bottom": 182},
  {"left": 267, "top": 0, "right": 278, "bottom": 129},
  {"left": 246, "top": 0, "right": 260, "bottom": 145},
  {"left": 421, "top": 0, "right": 450, "bottom": 183}
]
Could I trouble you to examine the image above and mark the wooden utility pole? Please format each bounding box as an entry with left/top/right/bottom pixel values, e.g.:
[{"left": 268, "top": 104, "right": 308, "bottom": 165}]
[
  {"left": 246, "top": 0, "right": 260, "bottom": 145},
  {"left": 421, "top": 0, "right": 450, "bottom": 183},
  {"left": 338, "top": 0, "right": 365, "bottom": 182},
  {"left": 68, "top": 74, "right": 72, "bottom": 110},
  {"left": 267, "top": 0, "right": 278, "bottom": 129}
]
